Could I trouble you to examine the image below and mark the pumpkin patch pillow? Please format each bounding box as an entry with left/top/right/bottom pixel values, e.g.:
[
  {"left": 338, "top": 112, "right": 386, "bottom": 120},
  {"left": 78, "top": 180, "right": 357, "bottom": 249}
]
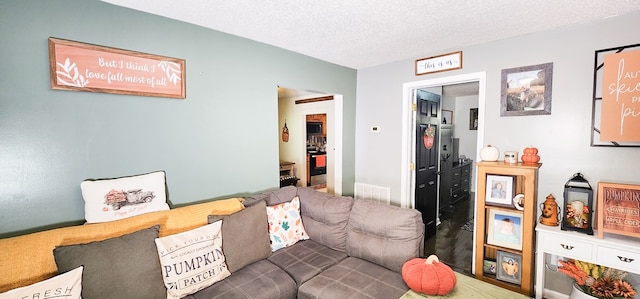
[{"left": 266, "top": 196, "right": 309, "bottom": 251}]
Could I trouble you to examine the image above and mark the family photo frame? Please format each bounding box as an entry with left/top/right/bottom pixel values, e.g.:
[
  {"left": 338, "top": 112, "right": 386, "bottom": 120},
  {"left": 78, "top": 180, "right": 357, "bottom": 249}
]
[
  {"left": 487, "top": 208, "right": 523, "bottom": 251},
  {"left": 500, "top": 62, "right": 553, "bottom": 116},
  {"left": 485, "top": 174, "right": 515, "bottom": 207},
  {"left": 496, "top": 251, "right": 522, "bottom": 284}
]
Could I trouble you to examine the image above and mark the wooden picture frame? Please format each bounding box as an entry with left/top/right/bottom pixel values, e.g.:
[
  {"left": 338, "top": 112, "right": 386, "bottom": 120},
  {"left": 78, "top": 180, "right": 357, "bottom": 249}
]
[
  {"left": 597, "top": 182, "right": 640, "bottom": 239},
  {"left": 485, "top": 175, "right": 515, "bottom": 207},
  {"left": 590, "top": 43, "right": 640, "bottom": 147},
  {"left": 48, "top": 37, "right": 186, "bottom": 99},
  {"left": 487, "top": 208, "right": 523, "bottom": 251},
  {"left": 469, "top": 108, "right": 478, "bottom": 130},
  {"left": 500, "top": 62, "right": 553, "bottom": 116},
  {"left": 415, "top": 51, "right": 462, "bottom": 76},
  {"left": 442, "top": 110, "right": 453, "bottom": 124},
  {"left": 496, "top": 251, "right": 522, "bottom": 285}
]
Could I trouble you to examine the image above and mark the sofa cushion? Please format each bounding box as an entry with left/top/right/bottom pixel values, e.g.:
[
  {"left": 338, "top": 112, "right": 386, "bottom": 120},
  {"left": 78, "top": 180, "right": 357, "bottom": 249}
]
[
  {"left": 249, "top": 185, "right": 298, "bottom": 206},
  {"left": 0, "top": 266, "right": 83, "bottom": 299},
  {"left": 267, "top": 239, "right": 347, "bottom": 286},
  {"left": 346, "top": 200, "right": 424, "bottom": 272},
  {"left": 53, "top": 225, "right": 166, "bottom": 299},
  {"left": 208, "top": 200, "right": 271, "bottom": 273},
  {"left": 297, "top": 256, "right": 409, "bottom": 299},
  {"left": 155, "top": 221, "right": 231, "bottom": 299},
  {"left": 297, "top": 187, "right": 354, "bottom": 251},
  {"left": 184, "top": 259, "right": 297, "bottom": 299},
  {"left": 266, "top": 196, "right": 309, "bottom": 251},
  {"left": 80, "top": 170, "right": 169, "bottom": 223}
]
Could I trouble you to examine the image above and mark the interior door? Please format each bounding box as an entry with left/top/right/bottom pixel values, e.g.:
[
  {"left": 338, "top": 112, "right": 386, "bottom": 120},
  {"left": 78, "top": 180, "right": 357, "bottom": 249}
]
[{"left": 415, "top": 90, "right": 440, "bottom": 240}]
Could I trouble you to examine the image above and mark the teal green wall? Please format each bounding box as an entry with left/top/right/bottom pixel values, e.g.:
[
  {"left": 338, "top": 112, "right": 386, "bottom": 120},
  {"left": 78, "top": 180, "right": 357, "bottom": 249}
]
[{"left": 0, "top": 0, "right": 356, "bottom": 236}]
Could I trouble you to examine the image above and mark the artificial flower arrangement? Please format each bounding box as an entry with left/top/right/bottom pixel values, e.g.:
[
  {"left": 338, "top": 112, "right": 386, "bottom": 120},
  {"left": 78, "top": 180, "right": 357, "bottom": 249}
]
[{"left": 558, "top": 259, "right": 636, "bottom": 299}]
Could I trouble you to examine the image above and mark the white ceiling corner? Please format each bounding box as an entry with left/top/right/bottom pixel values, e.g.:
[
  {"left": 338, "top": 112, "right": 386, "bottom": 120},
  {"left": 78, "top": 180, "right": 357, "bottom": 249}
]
[{"left": 101, "top": 0, "right": 640, "bottom": 70}]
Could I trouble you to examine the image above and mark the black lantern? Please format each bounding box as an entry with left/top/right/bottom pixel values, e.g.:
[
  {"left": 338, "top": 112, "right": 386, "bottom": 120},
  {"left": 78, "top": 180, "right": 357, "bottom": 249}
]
[{"left": 561, "top": 173, "right": 594, "bottom": 235}]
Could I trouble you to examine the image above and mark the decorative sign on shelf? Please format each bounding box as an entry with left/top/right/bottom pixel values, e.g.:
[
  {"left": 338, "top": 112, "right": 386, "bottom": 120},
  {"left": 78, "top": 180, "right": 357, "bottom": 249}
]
[
  {"left": 591, "top": 43, "right": 640, "bottom": 146},
  {"left": 597, "top": 182, "right": 640, "bottom": 239},
  {"left": 415, "top": 51, "right": 462, "bottom": 76},
  {"left": 48, "top": 37, "right": 186, "bottom": 99}
]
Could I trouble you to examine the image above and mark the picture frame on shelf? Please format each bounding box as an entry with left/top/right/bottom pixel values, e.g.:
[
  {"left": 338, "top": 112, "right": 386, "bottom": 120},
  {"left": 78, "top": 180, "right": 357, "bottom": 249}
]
[
  {"left": 469, "top": 108, "right": 478, "bottom": 130},
  {"left": 496, "top": 251, "right": 522, "bottom": 284},
  {"left": 485, "top": 175, "right": 515, "bottom": 207},
  {"left": 442, "top": 110, "right": 453, "bottom": 124},
  {"left": 487, "top": 208, "right": 523, "bottom": 251},
  {"left": 483, "top": 259, "right": 497, "bottom": 275},
  {"left": 500, "top": 62, "right": 553, "bottom": 117}
]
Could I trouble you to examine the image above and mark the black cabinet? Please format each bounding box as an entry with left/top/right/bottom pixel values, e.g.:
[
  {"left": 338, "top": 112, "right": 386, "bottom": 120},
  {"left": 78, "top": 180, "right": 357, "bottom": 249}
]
[{"left": 439, "top": 160, "right": 472, "bottom": 210}]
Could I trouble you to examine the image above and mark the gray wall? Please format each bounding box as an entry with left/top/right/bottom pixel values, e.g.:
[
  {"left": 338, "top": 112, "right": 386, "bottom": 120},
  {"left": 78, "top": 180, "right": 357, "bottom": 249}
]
[
  {"left": 0, "top": 0, "right": 356, "bottom": 236},
  {"left": 355, "top": 11, "right": 640, "bottom": 207}
]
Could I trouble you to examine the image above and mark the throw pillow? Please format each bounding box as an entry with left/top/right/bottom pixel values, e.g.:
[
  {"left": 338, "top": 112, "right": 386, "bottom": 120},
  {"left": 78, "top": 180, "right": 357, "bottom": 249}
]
[
  {"left": 53, "top": 225, "right": 166, "bottom": 299},
  {"left": 208, "top": 200, "right": 271, "bottom": 272},
  {"left": 266, "top": 196, "right": 309, "bottom": 251},
  {"left": 0, "top": 266, "right": 83, "bottom": 299},
  {"left": 80, "top": 170, "right": 170, "bottom": 223},
  {"left": 155, "top": 221, "right": 231, "bottom": 299}
]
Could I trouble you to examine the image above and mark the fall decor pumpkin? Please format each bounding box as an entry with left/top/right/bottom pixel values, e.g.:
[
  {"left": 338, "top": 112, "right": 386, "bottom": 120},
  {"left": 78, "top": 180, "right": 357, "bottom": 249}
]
[
  {"left": 402, "top": 255, "right": 457, "bottom": 296},
  {"left": 521, "top": 146, "right": 540, "bottom": 164},
  {"left": 480, "top": 145, "right": 500, "bottom": 161}
]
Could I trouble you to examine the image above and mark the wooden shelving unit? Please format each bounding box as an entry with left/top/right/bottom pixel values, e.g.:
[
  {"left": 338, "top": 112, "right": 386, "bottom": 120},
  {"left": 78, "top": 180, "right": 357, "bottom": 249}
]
[{"left": 474, "top": 161, "right": 541, "bottom": 297}]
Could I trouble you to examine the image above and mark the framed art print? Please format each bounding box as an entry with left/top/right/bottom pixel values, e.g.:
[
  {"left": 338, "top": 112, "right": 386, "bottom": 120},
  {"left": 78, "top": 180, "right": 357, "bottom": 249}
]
[
  {"left": 487, "top": 208, "right": 523, "bottom": 251},
  {"left": 485, "top": 175, "right": 515, "bottom": 207},
  {"left": 496, "top": 251, "right": 522, "bottom": 284}
]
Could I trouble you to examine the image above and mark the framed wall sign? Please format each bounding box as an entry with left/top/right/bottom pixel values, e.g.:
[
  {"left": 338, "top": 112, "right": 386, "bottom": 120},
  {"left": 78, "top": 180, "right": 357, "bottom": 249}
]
[
  {"left": 415, "top": 51, "right": 462, "bottom": 76},
  {"left": 597, "top": 182, "right": 640, "bottom": 239},
  {"left": 591, "top": 43, "right": 640, "bottom": 147},
  {"left": 48, "top": 37, "right": 186, "bottom": 99},
  {"left": 500, "top": 63, "right": 553, "bottom": 116}
]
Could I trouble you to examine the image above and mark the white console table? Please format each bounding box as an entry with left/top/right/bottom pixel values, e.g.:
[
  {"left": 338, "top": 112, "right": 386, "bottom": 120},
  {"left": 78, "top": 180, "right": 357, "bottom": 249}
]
[{"left": 535, "top": 225, "right": 640, "bottom": 299}]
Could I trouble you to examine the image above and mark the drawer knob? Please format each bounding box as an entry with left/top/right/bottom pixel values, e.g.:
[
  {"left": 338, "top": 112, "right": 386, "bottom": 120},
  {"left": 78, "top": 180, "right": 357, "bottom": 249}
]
[
  {"left": 617, "top": 256, "right": 635, "bottom": 263},
  {"left": 560, "top": 244, "right": 574, "bottom": 250}
]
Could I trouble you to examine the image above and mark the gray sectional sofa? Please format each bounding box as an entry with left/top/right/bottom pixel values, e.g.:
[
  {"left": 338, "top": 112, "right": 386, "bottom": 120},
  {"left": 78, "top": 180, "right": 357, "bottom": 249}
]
[{"left": 190, "top": 186, "right": 425, "bottom": 299}]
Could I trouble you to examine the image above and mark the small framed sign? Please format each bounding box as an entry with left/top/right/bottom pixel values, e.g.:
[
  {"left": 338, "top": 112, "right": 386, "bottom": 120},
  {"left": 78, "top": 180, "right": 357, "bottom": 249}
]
[
  {"left": 597, "top": 182, "right": 640, "bottom": 239},
  {"left": 415, "top": 51, "right": 462, "bottom": 76}
]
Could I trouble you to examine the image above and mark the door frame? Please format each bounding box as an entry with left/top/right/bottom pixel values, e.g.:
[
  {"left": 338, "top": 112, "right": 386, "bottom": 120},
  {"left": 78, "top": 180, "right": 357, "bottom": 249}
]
[
  {"left": 298, "top": 95, "right": 343, "bottom": 195},
  {"left": 400, "top": 71, "right": 486, "bottom": 209}
]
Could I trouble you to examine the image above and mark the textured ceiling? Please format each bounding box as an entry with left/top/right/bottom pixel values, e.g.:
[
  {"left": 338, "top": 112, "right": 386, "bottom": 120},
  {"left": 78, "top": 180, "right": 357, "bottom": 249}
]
[{"left": 102, "top": 0, "right": 640, "bottom": 70}]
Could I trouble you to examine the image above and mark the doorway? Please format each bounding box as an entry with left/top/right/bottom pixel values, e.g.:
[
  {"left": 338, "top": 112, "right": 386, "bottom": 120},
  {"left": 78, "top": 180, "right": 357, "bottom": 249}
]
[
  {"left": 277, "top": 86, "right": 343, "bottom": 195},
  {"left": 401, "top": 71, "right": 486, "bottom": 274}
]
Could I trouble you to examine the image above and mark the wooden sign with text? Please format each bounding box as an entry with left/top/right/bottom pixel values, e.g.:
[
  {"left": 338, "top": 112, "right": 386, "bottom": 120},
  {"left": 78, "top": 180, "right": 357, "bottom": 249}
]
[
  {"left": 597, "top": 182, "right": 640, "bottom": 239},
  {"left": 48, "top": 37, "right": 186, "bottom": 99},
  {"left": 600, "top": 49, "right": 640, "bottom": 142}
]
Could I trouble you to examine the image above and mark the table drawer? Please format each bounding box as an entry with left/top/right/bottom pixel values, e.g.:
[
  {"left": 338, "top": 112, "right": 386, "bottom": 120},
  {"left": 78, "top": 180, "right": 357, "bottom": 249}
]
[
  {"left": 541, "top": 234, "right": 593, "bottom": 260},
  {"left": 597, "top": 246, "right": 640, "bottom": 273}
]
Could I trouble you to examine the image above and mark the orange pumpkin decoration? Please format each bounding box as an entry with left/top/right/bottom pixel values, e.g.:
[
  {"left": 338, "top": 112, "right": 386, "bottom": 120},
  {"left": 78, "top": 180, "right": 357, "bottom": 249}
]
[
  {"left": 521, "top": 146, "right": 540, "bottom": 164},
  {"left": 402, "top": 255, "right": 456, "bottom": 296}
]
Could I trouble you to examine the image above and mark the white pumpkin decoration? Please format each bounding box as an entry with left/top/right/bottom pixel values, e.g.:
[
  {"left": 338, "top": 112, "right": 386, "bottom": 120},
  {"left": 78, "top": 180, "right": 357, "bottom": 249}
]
[{"left": 480, "top": 145, "right": 500, "bottom": 161}]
